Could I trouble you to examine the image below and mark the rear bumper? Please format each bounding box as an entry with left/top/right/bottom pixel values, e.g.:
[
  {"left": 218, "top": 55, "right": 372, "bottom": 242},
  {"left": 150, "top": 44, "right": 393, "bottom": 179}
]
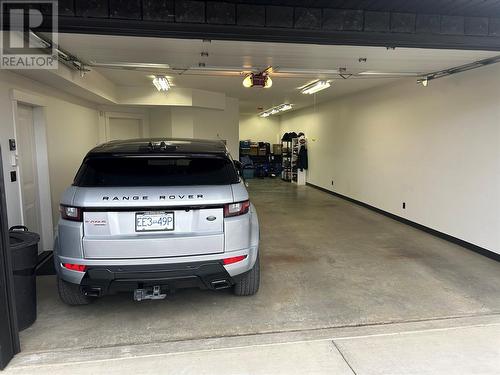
[
  {"left": 54, "top": 245, "right": 258, "bottom": 294},
  {"left": 78, "top": 261, "right": 245, "bottom": 296}
]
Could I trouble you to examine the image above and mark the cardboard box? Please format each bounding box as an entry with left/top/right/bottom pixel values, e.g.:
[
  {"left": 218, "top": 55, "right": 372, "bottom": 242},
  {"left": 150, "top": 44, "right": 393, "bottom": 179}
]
[
  {"left": 272, "top": 144, "right": 282, "bottom": 155},
  {"left": 258, "top": 147, "right": 267, "bottom": 156},
  {"left": 249, "top": 146, "right": 259, "bottom": 156}
]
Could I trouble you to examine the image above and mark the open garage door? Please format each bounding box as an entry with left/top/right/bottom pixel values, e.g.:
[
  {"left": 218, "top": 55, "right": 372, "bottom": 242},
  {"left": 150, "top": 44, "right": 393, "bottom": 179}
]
[{"left": 1, "top": 1, "right": 500, "bottom": 372}]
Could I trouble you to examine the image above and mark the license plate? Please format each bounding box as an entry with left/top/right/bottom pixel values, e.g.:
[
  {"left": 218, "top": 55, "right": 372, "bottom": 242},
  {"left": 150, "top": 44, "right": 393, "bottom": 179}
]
[{"left": 135, "top": 211, "right": 174, "bottom": 232}]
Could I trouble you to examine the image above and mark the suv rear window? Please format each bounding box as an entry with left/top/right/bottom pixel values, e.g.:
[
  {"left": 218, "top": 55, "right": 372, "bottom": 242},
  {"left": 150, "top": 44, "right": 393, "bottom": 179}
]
[{"left": 74, "top": 156, "right": 239, "bottom": 187}]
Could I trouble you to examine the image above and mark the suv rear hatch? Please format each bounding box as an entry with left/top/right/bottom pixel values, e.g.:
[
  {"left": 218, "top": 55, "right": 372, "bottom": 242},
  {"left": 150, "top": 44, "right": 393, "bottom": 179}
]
[{"left": 72, "top": 154, "right": 238, "bottom": 259}]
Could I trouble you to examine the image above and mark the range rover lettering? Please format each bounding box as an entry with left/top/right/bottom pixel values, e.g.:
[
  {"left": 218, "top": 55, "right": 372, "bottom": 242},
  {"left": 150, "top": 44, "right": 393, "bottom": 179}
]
[{"left": 54, "top": 139, "right": 260, "bottom": 305}]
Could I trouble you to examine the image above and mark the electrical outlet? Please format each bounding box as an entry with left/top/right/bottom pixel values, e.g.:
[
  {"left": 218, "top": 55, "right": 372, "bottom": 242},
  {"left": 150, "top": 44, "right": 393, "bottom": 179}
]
[{"left": 402, "top": 202, "right": 406, "bottom": 209}]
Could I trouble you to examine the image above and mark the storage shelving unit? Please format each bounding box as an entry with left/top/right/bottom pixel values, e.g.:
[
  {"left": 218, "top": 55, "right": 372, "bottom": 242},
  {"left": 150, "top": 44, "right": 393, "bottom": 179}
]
[
  {"left": 292, "top": 137, "right": 307, "bottom": 185},
  {"left": 291, "top": 138, "right": 298, "bottom": 183},
  {"left": 240, "top": 141, "right": 283, "bottom": 178},
  {"left": 281, "top": 139, "right": 292, "bottom": 181}
]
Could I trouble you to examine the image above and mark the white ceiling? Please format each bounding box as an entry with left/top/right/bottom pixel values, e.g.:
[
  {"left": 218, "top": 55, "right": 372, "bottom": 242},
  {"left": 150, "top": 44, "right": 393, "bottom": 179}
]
[{"left": 54, "top": 33, "right": 499, "bottom": 114}]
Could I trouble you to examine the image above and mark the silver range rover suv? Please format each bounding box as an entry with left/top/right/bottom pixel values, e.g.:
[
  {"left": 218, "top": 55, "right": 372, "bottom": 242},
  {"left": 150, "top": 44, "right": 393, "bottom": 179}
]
[{"left": 54, "top": 139, "right": 260, "bottom": 305}]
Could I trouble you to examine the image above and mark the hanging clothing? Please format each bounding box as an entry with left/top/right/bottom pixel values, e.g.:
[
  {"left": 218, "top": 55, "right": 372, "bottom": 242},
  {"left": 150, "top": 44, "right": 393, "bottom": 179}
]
[
  {"left": 281, "top": 132, "right": 298, "bottom": 141},
  {"left": 297, "top": 145, "right": 308, "bottom": 171}
]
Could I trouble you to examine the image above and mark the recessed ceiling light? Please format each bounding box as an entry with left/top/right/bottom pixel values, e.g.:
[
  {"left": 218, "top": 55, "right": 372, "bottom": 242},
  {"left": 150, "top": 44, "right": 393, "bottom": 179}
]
[
  {"left": 152, "top": 75, "right": 170, "bottom": 92},
  {"left": 300, "top": 80, "right": 331, "bottom": 95}
]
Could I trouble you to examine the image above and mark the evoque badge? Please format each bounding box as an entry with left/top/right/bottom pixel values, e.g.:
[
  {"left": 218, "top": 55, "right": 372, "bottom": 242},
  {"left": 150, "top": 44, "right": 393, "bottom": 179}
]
[{"left": 206, "top": 216, "right": 216, "bottom": 221}]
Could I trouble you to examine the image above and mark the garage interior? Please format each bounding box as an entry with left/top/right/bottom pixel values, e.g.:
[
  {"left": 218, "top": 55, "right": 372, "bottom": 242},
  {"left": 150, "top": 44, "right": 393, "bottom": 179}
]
[{"left": 1, "top": 1, "right": 500, "bottom": 373}]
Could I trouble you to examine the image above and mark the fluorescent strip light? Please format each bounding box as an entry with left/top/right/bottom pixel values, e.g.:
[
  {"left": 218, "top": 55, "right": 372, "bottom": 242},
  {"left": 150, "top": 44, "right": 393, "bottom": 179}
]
[
  {"left": 259, "top": 103, "right": 293, "bottom": 117},
  {"left": 301, "top": 80, "right": 331, "bottom": 95},
  {"left": 91, "top": 62, "right": 171, "bottom": 69},
  {"left": 153, "top": 76, "right": 170, "bottom": 92}
]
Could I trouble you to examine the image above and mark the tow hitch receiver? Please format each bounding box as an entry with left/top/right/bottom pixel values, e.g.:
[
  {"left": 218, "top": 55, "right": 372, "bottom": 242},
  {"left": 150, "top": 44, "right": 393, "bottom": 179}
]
[{"left": 134, "top": 285, "right": 167, "bottom": 301}]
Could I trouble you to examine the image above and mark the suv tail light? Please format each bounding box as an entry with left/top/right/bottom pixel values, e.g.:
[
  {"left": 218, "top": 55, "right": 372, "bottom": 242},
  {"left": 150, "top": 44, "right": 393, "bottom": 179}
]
[
  {"left": 223, "top": 255, "right": 247, "bottom": 265},
  {"left": 224, "top": 200, "right": 250, "bottom": 217},
  {"left": 62, "top": 263, "right": 87, "bottom": 272},
  {"left": 60, "top": 205, "right": 82, "bottom": 222}
]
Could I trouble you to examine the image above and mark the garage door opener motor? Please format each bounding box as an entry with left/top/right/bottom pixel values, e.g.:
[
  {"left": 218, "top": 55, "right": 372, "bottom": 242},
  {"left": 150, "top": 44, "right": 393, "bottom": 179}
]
[{"left": 134, "top": 285, "right": 167, "bottom": 301}]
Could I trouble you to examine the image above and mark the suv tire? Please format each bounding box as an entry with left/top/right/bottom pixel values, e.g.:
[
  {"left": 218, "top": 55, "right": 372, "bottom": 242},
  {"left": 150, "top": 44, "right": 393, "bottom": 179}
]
[
  {"left": 57, "top": 277, "right": 91, "bottom": 305},
  {"left": 233, "top": 256, "right": 260, "bottom": 296}
]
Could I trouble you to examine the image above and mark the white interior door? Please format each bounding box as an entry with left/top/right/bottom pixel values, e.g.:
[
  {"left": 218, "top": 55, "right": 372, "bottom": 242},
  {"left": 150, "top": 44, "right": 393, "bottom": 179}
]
[
  {"left": 108, "top": 117, "right": 142, "bottom": 140},
  {"left": 16, "top": 104, "right": 41, "bottom": 235}
]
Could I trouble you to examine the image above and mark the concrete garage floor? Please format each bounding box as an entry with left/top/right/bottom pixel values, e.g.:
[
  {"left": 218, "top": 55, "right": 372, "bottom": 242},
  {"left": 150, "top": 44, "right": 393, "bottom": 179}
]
[{"left": 8, "top": 179, "right": 500, "bottom": 372}]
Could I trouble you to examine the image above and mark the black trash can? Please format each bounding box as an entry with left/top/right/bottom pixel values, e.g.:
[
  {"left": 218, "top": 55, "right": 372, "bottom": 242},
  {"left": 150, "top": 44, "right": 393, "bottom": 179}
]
[{"left": 9, "top": 226, "right": 40, "bottom": 331}]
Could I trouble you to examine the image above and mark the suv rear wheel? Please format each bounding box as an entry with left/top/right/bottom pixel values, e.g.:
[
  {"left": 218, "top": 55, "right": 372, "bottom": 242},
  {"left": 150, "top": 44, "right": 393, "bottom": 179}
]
[
  {"left": 57, "top": 277, "right": 91, "bottom": 305},
  {"left": 233, "top": 256, "right": 260, "bottom": 296}
]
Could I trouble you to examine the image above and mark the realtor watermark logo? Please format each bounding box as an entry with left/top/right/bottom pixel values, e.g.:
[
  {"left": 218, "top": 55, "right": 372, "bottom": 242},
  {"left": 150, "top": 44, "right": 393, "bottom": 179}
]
[{"left": 1, "top": 0, "right": 58, "bottom": 69}]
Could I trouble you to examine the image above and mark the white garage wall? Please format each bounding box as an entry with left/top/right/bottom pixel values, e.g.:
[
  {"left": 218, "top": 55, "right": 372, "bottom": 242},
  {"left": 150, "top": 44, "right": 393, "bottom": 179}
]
[
  {"left": 45, "top": 105, "right": 100, "bottom": 222},
  {"left": 281, "top": 64, "right": 500, "bottom": 253},
  {"left": 171, "top": 108, "right": 195, "bottom": 138},
  {"left": 148, "top": 98, "right": 240, "bottom": 158},
  {"left": 239, "top": 114, "right": 281, "bottom": 144},
  {"left": 193, "top": 97, "right": 240, "bottom": 159},
  {"left": 0, "top": 70, "right": 101, "bottom": 229},
  {"left": 149, "top": 107, "right": 172, "bottom": 137}
]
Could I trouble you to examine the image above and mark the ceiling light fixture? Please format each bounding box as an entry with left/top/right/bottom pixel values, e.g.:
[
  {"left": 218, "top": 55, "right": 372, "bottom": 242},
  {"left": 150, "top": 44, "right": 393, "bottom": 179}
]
[
  {"left": 259, "top": 103, "right": 293, "bottom": 118},
  {"left": 90, "top": 62, "right": 171, "bottom": 69},
  {"left": 242, "top": 72, "right": 272, "bottom": 88},
  {"left": 279, "top": 104, "right": 293, "bottom": 111},
  {"left": 300, "top": 80, "right": 331, "bottom": 95},
  {"left": 242, "top": 74, "right": 253, "bottom": 88},
  {"left": 265, "top": 76, "right": 272, "bottom": 88},
  {"left": 417, "top": 77, "right": 429, "bottom": 87},
  {"left": 152, "top": 75, "right": 170, "bottom": 92}
]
